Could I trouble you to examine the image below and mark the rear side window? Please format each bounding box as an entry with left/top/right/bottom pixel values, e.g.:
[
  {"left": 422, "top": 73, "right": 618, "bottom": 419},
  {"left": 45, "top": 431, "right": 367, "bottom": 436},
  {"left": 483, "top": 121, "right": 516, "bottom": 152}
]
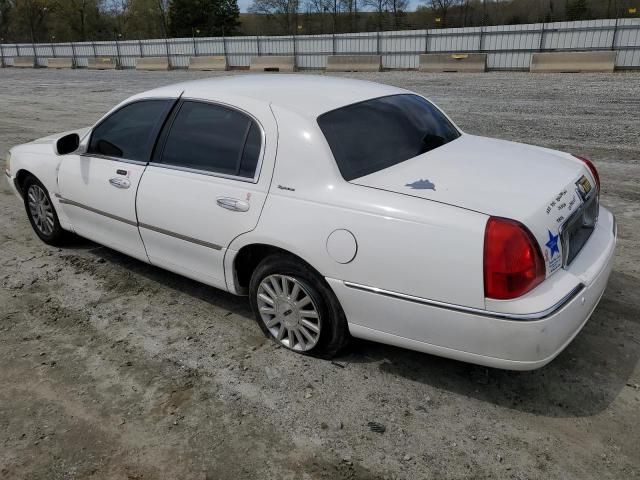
[
  {"left": 317, "top": 94, "right": 460, "bottom": 181},
  {"left": 88, "top": 100, "right": 171, "bottom": 162},
  {"left": 158, "top": 101, "right": 262, "bottom": 179}
]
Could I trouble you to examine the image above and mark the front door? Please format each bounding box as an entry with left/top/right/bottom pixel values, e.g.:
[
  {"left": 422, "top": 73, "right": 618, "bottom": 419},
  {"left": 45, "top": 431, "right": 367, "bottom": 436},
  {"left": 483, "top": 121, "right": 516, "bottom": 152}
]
[
  {"left": 135, "top": 98, "right": 277, "bottom": 290},
  {"left": 57, "top": 99, "right": 174, "bottom": 262}
]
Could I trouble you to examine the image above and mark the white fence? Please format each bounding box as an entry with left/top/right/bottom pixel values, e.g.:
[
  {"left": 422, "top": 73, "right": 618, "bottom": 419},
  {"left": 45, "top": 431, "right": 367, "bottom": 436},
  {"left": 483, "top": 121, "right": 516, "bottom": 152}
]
[{"left": 1, "top": 18, "right": 639, "bottom": 70}]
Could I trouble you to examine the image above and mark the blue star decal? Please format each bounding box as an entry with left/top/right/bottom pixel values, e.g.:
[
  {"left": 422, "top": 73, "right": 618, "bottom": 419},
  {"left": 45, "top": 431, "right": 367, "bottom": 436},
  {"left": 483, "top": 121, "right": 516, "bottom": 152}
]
[{"left": 546, "top": 230, "right": 560, "bottom": 258}]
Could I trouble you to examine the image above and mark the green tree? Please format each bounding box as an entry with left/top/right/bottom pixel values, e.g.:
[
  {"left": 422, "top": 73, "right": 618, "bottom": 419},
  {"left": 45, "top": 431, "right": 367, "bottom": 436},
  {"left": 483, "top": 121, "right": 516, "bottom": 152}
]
[
  {"left": 13, "top": 0, "right": 54, "bottom": 42},
  {"left": 169, "top": 0, "right": 239, "bottom": 37},
  {"left": 50, "top": 0, "right": 106, "bottom": 41},
  {"left": 566, "top": 0, "right": 589, "bottom": 21},
  {"left": 0, "top": 0, "right": 14, "bottom": 40},
  {"left": 211, "top": 0, "right": 239, "bottom": 35}
]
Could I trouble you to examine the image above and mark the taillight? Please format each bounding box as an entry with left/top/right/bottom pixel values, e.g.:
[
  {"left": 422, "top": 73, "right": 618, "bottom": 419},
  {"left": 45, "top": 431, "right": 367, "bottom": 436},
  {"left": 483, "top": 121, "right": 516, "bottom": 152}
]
[
  {"left": 484, "top": 217, "right": 545, "bottom": 300},
  {"left": 573, "top": 155, "right": 600, "bottom": 192}
]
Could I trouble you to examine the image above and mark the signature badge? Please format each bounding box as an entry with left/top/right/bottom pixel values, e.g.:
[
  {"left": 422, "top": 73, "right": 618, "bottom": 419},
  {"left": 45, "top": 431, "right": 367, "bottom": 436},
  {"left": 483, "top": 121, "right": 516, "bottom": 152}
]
[{"left": 575, "top": 175, "right": 592, "bottom": 200}]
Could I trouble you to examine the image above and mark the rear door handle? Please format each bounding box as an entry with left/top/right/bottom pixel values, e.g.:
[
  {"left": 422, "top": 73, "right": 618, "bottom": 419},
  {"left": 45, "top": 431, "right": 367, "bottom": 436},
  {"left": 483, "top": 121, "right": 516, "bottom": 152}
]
[
  {"left": 109, "top": 177, "right": 131, "bottom": 189},
  {"left": 217, "top": 197, "right": 250, "bottom": 212}
]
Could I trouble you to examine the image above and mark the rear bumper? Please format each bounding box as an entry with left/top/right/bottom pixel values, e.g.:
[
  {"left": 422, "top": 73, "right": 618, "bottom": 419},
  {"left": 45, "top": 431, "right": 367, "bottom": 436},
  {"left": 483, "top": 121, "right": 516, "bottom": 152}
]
[{"left": 328, "top": 206, "right": 616, "bottom": 370}]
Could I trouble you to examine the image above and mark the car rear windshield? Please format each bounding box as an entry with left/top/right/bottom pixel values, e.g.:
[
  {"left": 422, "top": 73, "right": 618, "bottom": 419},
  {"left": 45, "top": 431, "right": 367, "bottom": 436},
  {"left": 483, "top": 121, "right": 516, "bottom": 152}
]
[{"left": 317, "top": 94, "right": 461, "bottom": 181}]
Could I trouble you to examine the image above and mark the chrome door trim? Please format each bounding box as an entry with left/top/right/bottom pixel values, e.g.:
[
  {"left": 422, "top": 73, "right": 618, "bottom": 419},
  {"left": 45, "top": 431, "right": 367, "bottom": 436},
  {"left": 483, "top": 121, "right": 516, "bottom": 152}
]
[
  {"left": 80, "top": 153, "right": 148, "bottom": 166},
  {"left": 342, "top": 281, "right": 584, "bottom": 322},
  {"left": 55, "top": 195, "right": 224, "bottom": 251},
  {"left": 138, "top": 223, "right": 222, "bottom": 251},
  {"left": 147, "top": 162, "right": 259, "bottom": 183},
  {"left": 56, "top": 196, "right": 138, "bottom": 227}
]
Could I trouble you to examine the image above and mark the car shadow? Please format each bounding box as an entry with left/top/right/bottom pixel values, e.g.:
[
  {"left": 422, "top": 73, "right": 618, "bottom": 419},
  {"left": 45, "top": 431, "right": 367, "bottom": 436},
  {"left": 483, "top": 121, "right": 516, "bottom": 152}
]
[
  {"left": 338, "top": 270, "right": 639, "bottom": 419},
  {"left": 79, "top": 240, "right": 254, "bottom": 316},
  {"left": 78, "top": 242, "right": 638, "bottom": 420}
]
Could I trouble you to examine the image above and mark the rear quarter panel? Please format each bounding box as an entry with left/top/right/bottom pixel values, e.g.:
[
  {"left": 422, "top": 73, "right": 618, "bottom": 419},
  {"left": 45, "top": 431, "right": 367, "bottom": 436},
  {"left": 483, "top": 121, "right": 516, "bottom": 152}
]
[{"left": 227, "top": 106, "right": 488, "bottom": 310}]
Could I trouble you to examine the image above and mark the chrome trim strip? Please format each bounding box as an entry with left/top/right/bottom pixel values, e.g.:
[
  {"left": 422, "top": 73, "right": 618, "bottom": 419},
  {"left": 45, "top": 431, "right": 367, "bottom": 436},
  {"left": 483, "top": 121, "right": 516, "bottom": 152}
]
[
  {"left": 147, "top": 162, "right": 258, "bottom": 184},
  {"left": 342, "top": 281, "right": 585, "bottom": 321},
  {"left": 80, "top": 153, "right": 147, "bottom": 166},
  {"left": 138, "top": 223, "right": 222, "bottom": 251},
  {"left": 56, "top": 194, "right": 223, "bottom": 251},
  {"left": 57, "top": 197, "right": 138, "bottom": 227}
]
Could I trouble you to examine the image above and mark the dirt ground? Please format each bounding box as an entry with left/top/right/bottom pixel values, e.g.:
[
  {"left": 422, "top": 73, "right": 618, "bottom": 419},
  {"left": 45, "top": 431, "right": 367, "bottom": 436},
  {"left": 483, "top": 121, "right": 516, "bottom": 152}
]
[{"left": 0, "top": 69, "right": 639, "bottom": 480}]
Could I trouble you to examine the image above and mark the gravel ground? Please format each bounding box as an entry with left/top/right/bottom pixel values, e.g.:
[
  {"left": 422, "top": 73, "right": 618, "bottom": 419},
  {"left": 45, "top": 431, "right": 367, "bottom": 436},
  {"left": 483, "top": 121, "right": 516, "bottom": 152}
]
[{"left": 0, "top": 69, "right": 639, "bottom": 480}]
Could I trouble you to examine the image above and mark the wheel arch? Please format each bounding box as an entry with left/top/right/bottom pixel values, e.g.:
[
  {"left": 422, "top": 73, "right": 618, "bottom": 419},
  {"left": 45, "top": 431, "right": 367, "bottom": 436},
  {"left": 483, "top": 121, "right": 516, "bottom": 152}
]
[
  {"left": 228, "top": 242, "right": 326, "bottom": 296},
  {"left": 14, "top": 168, "right": 37, "bottom": 197}
]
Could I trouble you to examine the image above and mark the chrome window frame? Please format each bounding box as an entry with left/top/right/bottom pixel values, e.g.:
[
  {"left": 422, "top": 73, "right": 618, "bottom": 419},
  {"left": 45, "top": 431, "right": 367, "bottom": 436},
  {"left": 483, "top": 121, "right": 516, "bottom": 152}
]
[{"left": 148, "top": 98, "right": 267, "bottom": 185}]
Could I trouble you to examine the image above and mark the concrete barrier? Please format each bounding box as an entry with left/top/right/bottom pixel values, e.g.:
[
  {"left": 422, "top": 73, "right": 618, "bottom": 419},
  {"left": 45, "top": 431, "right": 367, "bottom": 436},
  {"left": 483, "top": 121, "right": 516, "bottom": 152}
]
[
  {"left": 47, "top": 58, "right": 74, "bottom": 69},
  {"left": 87, "top": 57, "right": 117, "bottom": 70},
  {"left": 188, "top": 55, "right": 228, "bottom": 71},
  {"left": 530, "top": 51, "right": 616, "bottom": 73},
  {"left": 12, "top": 57, "right": 35, "bottom": 68},
  {"left": 326, "top": 55, "right": 382, "bottom": 72},
  {"left": 249, "top": 56, "right": 296, "bottom": 72},
  {"left": 135, "top": 57, "right": 170, "bottom": 71},
  {"left": 419, "top": 53, "right": 487, "bottom": 72}
]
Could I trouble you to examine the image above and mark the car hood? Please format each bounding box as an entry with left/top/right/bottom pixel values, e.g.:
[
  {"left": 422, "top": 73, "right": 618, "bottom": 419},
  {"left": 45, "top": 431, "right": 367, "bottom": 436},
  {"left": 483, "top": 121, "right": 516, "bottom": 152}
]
[{"left": 351, "top": 134, "right": 597, "bottom": 277}]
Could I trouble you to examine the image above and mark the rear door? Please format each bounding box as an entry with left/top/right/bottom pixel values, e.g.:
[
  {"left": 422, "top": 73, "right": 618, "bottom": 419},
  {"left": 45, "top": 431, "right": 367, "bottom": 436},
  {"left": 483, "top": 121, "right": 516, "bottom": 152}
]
[
  {"left": 58, "top": 99, "right": 174, "bottom": 261},
  {"left": 135, "top": 98, "right": 277, "bottom": 290}
]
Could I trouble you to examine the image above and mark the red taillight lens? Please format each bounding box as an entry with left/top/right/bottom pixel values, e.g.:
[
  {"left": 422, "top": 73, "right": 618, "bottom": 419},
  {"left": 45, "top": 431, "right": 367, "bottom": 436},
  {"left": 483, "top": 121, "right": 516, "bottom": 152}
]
[
  {"left": 484, "top": 217, "right": 545, "bottom": 300},
  {"left": 573, "top": 155, "right": 600, "bottom": 192}
]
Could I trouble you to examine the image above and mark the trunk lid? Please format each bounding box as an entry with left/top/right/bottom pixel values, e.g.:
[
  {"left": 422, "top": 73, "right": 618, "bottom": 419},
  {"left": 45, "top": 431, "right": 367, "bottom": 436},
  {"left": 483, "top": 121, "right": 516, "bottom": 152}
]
[{"left": 351, "top": 134, "right": 599, "bottom": 277}]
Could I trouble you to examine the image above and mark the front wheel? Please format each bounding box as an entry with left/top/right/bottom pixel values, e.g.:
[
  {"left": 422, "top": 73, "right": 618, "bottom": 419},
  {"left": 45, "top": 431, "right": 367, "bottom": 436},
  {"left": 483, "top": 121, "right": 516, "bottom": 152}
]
[
  {"left": 22, "top": 175, "right": 69, "bottom": 246},
  {"left": 249, "top": 254, "right": 349, "bottom": 359}
]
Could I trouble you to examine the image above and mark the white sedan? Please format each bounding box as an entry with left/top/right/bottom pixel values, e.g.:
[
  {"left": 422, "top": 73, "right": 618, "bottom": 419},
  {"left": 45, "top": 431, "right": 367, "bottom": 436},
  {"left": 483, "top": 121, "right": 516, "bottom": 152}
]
[{"left": 5, "top": 75, "right": 616, "bottom": 370}]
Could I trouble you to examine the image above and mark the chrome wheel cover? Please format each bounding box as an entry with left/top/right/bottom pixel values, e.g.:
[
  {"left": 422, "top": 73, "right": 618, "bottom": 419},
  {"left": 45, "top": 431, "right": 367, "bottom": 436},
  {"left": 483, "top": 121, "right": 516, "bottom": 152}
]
[
  {"left": 27, "top": 184, "right": 55, "bottom": 236},
  {"left": 257, "top": 274, "right": 321, "bottom": 351}
]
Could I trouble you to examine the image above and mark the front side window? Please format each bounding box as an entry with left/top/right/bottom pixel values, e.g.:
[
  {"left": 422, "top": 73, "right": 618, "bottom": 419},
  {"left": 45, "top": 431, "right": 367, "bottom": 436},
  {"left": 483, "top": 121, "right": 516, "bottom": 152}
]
[
  {"left": 158, "top": 101, "right": 262, "bottom": 179},
  {"left": 317, "top": 94, "right": 461, "bottom": 181},
  {"left": 88, "top": 100, "right": 171, "bottom": 162}
]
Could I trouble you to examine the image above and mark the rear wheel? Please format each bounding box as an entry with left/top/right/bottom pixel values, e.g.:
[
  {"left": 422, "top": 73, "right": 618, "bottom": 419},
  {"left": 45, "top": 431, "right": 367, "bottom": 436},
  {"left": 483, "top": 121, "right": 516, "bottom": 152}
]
[
  {"left": 22, "top": 175, "right": 68, "bottom": 245},
  {"left": 249, "top": 254, "right": 349, "bottom": 358}
]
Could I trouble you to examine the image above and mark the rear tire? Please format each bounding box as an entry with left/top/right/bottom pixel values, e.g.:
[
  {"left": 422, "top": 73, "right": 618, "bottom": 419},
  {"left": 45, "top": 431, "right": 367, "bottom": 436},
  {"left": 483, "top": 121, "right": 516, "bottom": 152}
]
[
  {"left": 22, "top": 175, "right": 69, "bottom": 246},
  {"left": 249, "top": 253, "right": 350, "bottom": 359}
]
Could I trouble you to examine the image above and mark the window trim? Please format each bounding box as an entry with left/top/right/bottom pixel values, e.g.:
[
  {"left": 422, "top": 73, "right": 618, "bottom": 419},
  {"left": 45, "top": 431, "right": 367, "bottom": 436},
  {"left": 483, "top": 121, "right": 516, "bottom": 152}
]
[
  {"left": 83, "top": 97, "right": 176, "bottom": 165},
  {"left": 149, "top": 98, "right": 266, "bottom": 184}
]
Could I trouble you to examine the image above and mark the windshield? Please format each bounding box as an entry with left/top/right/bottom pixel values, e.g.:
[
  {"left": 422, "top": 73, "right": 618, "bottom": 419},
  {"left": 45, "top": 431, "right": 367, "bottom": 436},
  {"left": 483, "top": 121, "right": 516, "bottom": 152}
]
[{"left": 317, "top": 94, "right": 461, "bottom": 181}]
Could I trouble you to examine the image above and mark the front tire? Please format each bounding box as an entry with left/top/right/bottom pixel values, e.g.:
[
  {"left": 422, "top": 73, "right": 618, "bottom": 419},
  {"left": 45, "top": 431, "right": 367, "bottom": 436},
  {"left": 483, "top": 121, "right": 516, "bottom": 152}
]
[
  {"left": 22, "top": 175, "right": 68, "bottom": 246},
  {"left": 249, "top": 254, "right": 349, "bottom": 359}
]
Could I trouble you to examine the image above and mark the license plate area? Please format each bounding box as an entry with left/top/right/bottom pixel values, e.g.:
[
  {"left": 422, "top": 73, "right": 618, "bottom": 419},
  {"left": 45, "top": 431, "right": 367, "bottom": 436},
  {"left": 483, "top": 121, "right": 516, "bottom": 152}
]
[{"left": 560, "top": 193, "right": 599, "bottom": 266}]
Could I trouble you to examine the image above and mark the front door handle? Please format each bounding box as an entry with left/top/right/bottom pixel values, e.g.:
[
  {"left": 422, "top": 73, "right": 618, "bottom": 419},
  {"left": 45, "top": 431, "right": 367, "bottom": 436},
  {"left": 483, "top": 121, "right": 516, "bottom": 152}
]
[
  {"left": 217, "top": 197, "right": 250, "bottom": 212},
  {"left": 109, "top": 177, "right": 131, "bottom": 189}
]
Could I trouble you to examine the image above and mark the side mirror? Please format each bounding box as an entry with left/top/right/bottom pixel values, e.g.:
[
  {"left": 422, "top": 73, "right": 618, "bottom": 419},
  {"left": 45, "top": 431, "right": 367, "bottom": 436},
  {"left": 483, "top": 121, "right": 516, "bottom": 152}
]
[{"left": 55, "top": 133, "right": 80, "bottom": 155}]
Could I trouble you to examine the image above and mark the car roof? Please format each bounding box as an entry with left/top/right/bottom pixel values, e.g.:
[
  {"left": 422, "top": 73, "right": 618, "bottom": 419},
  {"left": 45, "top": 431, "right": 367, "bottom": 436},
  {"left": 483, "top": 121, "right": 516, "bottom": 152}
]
[{"left": 137, "top": 74, "right": 409, "bottom": 118}]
